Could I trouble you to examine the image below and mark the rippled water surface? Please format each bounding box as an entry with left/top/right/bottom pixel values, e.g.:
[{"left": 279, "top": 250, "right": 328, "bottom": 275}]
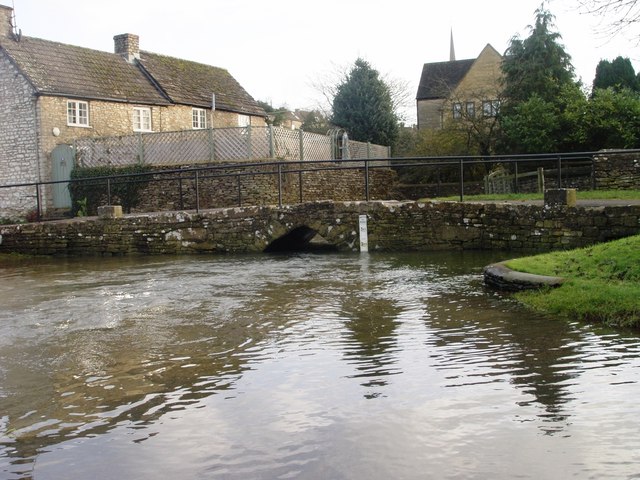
[{"left": 1, "top": 252, "right": 639, "bottom": 479}]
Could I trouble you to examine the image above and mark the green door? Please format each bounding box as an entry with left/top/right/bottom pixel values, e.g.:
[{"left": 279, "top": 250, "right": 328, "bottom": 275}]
[{"left": 51, "top": 144, "right": 74, "bottom": 209}]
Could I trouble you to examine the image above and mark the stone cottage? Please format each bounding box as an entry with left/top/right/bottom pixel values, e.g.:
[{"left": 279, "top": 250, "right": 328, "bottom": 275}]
[
  {"left": 0, "top": 4, "right": 266, "bottom": 220},
  {"left": 416, "top": 43, "right": 503, "bottom": 130}
]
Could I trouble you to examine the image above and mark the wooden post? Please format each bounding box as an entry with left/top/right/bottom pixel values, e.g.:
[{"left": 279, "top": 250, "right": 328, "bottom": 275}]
[{"left": 537, "top": 167, "right": 545, "bottom": 193}]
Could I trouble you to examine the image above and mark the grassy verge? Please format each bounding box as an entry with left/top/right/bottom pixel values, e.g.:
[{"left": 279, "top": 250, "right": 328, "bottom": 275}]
[
  {"left": 504, "top": 235, "right": 640, "bottom": 328},
  {"left": 431, "top": 189, "right": 640, "bottom": 202}
]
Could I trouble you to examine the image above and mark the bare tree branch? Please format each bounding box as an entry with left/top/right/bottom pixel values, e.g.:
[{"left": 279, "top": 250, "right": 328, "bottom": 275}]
[{"left": 576, "top": 0, "right": 640, "bottom": 40}]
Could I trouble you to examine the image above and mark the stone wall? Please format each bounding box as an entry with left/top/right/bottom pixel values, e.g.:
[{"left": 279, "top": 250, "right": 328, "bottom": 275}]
[
  {"left": 1, "top": 200, "right": 638, "bottom": 256},
  {"left": 82, "top": 162, "right": 397, "bottom": 213},
  {"left": 0, "top": 50, "right": 39, "bottom": 221},
  {"left": 392, "top": 181, "right": 484, "bottom": 200},
  {"left": 594, "top": 151, "right": 640, "bottom": 190}
]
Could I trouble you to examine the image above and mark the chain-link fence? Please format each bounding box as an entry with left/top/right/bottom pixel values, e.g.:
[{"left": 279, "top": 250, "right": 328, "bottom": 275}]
[{"left": 74, "top": 126, "right": 389, "bottom": 168}]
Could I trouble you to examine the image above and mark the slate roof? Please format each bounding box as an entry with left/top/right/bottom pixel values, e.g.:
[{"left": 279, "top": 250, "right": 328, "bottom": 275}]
[
  {"left": 0, "top": 35, "right": 266, "bottom": 117},
  {"left": 0, "top": 36, "right": 170, "bottom": 105},
  {"left": 137, "top": 52, "right": 265, "bottom": 116},
  {"left": 416, "top": 58, "right": 475, "bottom": 101}
]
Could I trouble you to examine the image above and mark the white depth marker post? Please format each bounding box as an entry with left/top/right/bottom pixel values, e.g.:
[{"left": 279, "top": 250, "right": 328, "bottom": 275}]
[{"left": 359, "top": 215, "right": 368, "bottom": 252}]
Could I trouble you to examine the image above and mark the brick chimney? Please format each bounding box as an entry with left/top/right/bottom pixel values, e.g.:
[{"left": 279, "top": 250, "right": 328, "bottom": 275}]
[
  {"left": 114, "top": 33, "right": 139, "bottom": 62},
  {"left": 0, "top": 4, "right": 14, "bottom": 39}
]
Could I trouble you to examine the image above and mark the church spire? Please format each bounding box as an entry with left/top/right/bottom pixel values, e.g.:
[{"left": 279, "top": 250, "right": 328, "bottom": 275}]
[{"left": 449, "top": 28, "right": 456, "bottom": 61}]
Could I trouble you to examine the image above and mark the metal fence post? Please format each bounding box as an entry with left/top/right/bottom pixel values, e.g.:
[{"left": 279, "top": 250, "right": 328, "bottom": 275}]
[
  {"left": 107, "top": 178, "right": 112, "bottom": 205},
  {"left": 459, "top": 158, "right": 464, "bottom": 202},
  {"left": 237, "top": 175, "right": 242, "bottom": 207},
  {"left": 35, "top": 183, "right": 41, "bottom": 222},
  {"left": 195, "top": 170, "right": 200, "bottom": 213},
  {"left": 365, "top": 159, "right": 370, "bottom": 201},
  {"left": 514, "top": 161, "right": 519, "bottom": 194},
  {"left": 179, "top": 174, "right": 184, "bottom": 210},
  {"left": 277, "top": 163, "right": 283, "bottom": 207},
  {"left": 247, "top": 126, "right": 253, "bottom": 159},
  {"left": 557, "top": 156, "right": 562, "bottom": 188}
]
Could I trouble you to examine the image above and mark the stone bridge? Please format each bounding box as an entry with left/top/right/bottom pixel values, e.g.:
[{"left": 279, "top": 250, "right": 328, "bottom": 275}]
[{"left": 0, "top": 200, "right": 639, "bottom": 256}]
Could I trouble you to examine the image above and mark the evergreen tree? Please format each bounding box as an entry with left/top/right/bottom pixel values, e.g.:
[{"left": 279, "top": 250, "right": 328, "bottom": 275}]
[
  {"left": 592, "top": 56, "right": 640, "bottom": 92},
  {"left": 300, "top": 110, "right": 330, "bottom": 135},
  {"left": 331, "top": 58, "right": 399, "bottom": 147},
  {"left": 501, "top": 6, "right": 576, "bottom": 105},
  {"left": 499, "top": 5, "right": 582, "bottom": 153},
  {"left": 579, "top": 87, "right": 640, "bottom": 149},
  {"left": 257, "top": 100, "right": 287, "bottom": 127}
]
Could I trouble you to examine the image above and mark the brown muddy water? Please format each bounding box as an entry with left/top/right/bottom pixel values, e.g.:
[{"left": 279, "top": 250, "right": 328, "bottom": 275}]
[{"left": 0, "top": 252, "right": 639, "bottom": 479}]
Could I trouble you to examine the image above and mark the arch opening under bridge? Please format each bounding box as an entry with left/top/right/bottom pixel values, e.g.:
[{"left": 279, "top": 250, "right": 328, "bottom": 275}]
[{"left": 264, "top": 226, "right": 338, "bottom": 253}]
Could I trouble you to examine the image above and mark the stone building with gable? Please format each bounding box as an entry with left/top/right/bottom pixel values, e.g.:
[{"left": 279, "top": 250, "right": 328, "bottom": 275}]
[
  {"left": 0, "top": 4, "right": 266, "bottom": 220},
  {"left": 416, "top": 43, "right": 503, "bottom": 130}
]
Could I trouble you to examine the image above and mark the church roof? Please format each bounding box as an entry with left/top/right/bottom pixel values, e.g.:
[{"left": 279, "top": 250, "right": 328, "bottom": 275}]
[{"left": 416, "top": 58, "right": 475, "bottom": 101}]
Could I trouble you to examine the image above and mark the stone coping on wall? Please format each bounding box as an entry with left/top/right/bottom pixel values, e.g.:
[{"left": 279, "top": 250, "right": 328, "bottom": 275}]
[{"left": 483, "top": 261, "right": 565, "bottom": 292}]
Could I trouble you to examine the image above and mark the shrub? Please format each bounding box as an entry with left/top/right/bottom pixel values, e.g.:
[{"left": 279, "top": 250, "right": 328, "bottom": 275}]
[{"left": 69, "top": 164, "right": 153, "bottom": 215}]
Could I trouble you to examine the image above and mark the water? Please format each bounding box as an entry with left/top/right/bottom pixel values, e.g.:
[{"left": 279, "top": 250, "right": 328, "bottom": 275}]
[{"left": 0, "top": 252, "right": 639, "bottom": 479}]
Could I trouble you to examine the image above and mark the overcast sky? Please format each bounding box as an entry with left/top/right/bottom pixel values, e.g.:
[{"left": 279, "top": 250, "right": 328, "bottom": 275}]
[{"left": 7, "top": 0, "right": 639, "bottom": 124}]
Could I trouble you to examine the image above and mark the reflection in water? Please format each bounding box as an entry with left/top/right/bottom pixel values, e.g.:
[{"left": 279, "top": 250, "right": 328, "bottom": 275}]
[
  {"left": 341, "top": 295, "right": 402, "bottom": 394},
  {"left": 0, "top": 252, "right": 639, "bottom": 479},
  {"left": 426, "top": 293, "right": 582, "bottom": 431}
]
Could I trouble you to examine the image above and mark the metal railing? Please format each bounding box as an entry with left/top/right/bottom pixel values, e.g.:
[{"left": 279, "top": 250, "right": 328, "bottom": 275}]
[
  {"left": 1, "top": 150, "right": 637, "bottom": 222},
  {"left": 390, "top": 151, "right": 606, "bottom": 200}
]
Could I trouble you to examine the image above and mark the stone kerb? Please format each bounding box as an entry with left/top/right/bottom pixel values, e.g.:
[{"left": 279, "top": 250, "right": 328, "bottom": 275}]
[{"left": 483, "top": 261, "right": 565, "bottom": 291}]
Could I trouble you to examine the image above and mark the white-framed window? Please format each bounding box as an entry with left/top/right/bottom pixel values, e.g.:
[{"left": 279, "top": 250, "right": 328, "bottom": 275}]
[
  {"left": 133, "top": 107, "right": 152, "bottom": 132},
  {"left": 452, "top": 102, "right": 462, "bottom": 119},
  {"left": 482, "top": 100, "right": 500, "bottom": 118},
  {"left": 466, "top": 102, "right": 475, "bottom": 118},
  {"left": 67, "top": 100, "right": 89, "bottom": 127},
  {"left": 192, "top": 108, "right": 208, "bottom": 129},
  {"left": 238, "top": 114, "right": 251, "bottom": 128}
]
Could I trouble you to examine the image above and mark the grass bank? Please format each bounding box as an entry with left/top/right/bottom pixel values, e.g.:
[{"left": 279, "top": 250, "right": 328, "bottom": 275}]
[
  {"left": 504, "top": 235, "right": 640, "bottom": 328},
  {"left": 433, "top": 189, "right": 640, "bottom": 202}
]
